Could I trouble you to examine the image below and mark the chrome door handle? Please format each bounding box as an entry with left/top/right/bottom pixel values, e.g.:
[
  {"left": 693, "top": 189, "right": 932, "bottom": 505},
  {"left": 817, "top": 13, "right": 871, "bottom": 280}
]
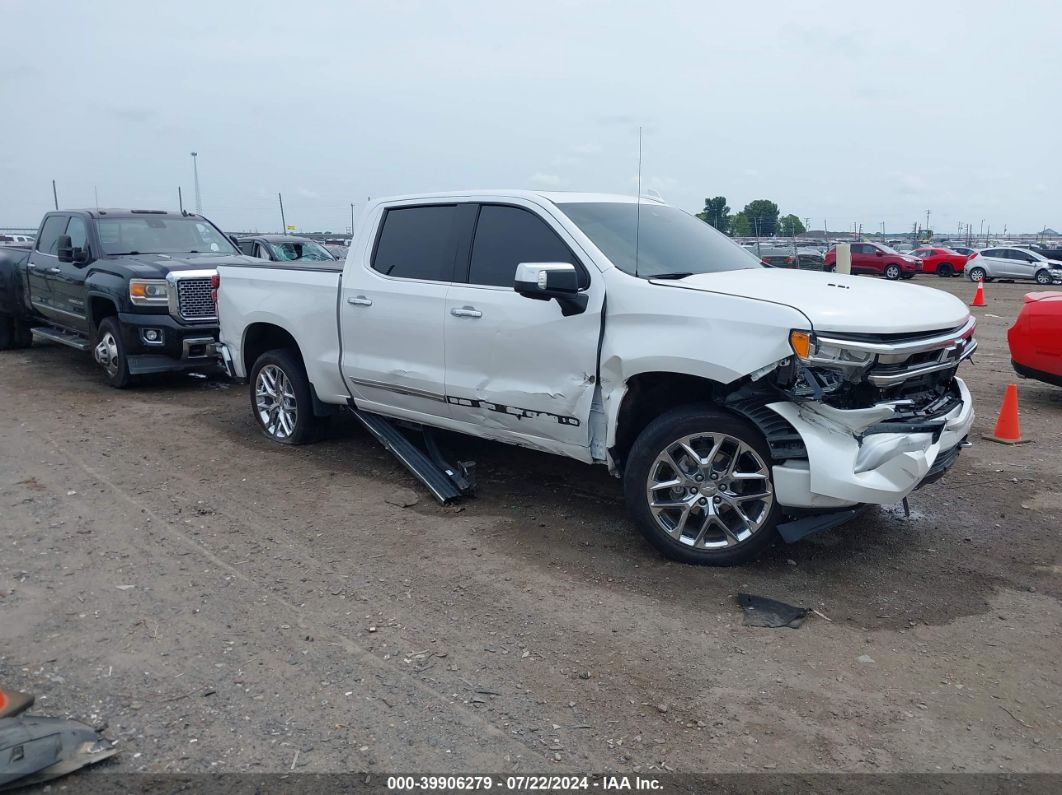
[
  {"left": 347, "top": 295, "right": 373, "bottom": 306},
  {"left": 27, "top": 263, "right": 37, "bottom": 269},
  {"left": 46, "top": 267, "right": 61, "bottom": 274},
  {"left": 451, "top": 306, "right": 482, "bottom": 318}
]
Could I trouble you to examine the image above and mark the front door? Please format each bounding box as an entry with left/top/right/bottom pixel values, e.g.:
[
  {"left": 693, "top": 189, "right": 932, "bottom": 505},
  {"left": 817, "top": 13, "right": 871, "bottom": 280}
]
[
  {"left": 49, "top": 215, "right": 91, "bottom": 334},
  {"left": 340, "top": 203, "right": 463, "bottom": 423},
  {"left": 444, "top": 203, "right": 602, "bottom": 454}
]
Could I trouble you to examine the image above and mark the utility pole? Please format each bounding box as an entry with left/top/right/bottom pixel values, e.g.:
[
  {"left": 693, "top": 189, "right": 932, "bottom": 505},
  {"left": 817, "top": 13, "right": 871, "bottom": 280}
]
[
  {"left": 178, "top": 186, "right": 184, "bottom": 214},
  {"left": 925, "top": 209, "right": 931, "bottom": 239},
  {"left": 278, "top": 192, "right": 288, "bottom": 235},
  {"left": 51, "top": 179, "right": 58, "bottom": 210},
  {"left": 979, "top": 219, "right": 984, "bottom": 244},
  {"left": 881, "top": 221, "right": 885, "bottom": 240},
  {"left": 190, "top": 152, "right": 202, "bottom": 214}
]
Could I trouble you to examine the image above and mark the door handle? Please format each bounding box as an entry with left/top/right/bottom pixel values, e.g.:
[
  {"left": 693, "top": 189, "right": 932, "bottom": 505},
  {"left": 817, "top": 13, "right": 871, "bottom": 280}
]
[
  {"left": 27, "top": 263, "right": 37, "bottom": 269},
  {"left": 46, "top": 267, "right": 61, "bottom": 274},
  {"left": 347, "top": 295, "right": 373, "bottom": 306},
  {"left": 450, "top": 306, "right": 482, "bottom": 318}
]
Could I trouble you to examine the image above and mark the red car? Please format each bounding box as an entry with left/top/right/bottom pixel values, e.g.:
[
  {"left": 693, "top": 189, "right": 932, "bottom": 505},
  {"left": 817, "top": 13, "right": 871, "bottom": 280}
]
[
  {"left": 910, "top": 246, "right": 971, "bottom": 278},
  {"left": 823, "top": 242, "right": 920, "bottom": 280},
  {"left": 1008, "top": 292, "right": 1062, "bottom": 386}
]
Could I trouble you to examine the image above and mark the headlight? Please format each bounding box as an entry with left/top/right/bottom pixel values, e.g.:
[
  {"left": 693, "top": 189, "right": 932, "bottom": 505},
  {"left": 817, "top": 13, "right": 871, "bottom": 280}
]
[
  {"left": 129, "top": 279, "right": 170, "bottom": 305},
  {"left": 789, "top": 329, "right": 873, "bottom": 365}
]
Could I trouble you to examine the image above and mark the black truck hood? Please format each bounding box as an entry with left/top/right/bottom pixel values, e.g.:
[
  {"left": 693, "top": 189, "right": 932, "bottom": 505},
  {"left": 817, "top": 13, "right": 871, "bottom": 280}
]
[{"left": 97, "top": 252, "right": 255, "bottom": 278}]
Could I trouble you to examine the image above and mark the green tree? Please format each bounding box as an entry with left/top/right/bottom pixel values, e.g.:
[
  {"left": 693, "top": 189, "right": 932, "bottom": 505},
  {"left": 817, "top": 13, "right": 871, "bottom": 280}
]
[
  {"left": 696, "top": 196, "right": 731, "bottom": 234},
  {"left": 778, "top": 214, "right": 806, "bottom": 236},
  {"left": 730, "top": 210, "right": 752, "bottom": 237},
  {"left": 742, "top": 199, "right": 780, "bottom": 237}
]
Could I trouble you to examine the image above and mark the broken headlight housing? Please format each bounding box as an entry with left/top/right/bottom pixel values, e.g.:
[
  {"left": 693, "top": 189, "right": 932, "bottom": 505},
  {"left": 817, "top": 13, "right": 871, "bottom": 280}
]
[{"left": 786, "top": 329, "right": 875, "bottom": 399}]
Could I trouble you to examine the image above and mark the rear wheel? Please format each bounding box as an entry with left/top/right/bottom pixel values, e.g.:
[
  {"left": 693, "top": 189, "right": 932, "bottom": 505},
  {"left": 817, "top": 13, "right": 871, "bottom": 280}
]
[
  {"left": 249, "top": 348, "right": 321, "bottom": 445},
  {"left": 936, "top": 263, "right": 954, "bottom": 277},
  {"left": 0, "top": 315, "right": 12, "bottom": 350},
  {"left": 93, "top": 317, "right": 134, "bottom": 388},
  {"left": 1035, "top": 269, "right": 1053, "bottom": 285},
  {"left": 884, "top": 264, "right": 901, "bottom": 280},
  {"left": 968, "top": 266, "right": 987, "bottom": 283},
  {"left": 624, "top": 406, "right": 780, "bottom": 565}
]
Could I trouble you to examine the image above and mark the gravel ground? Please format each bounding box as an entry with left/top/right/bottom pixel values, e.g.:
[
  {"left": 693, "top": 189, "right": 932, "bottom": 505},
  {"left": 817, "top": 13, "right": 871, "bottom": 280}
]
[{"left": 1, "top": 276, "right": 1060, "bottom": 780}]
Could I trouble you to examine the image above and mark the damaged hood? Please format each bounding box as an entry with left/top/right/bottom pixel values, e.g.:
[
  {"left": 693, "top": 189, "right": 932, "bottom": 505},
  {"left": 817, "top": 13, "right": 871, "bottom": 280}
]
[{"left": 653, "top": 269, "right": 971, "bottom": 334}]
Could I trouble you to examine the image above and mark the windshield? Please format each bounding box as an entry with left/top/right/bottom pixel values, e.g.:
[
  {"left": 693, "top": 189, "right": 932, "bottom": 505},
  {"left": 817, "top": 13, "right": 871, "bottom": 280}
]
[
  {"left": 268, "top": 240, "right": 335, "bottom": 262},
  {"left": 98, "top": 217, "right": 237, "bottom": 256},
  {"left": 876, "top": 243, "right": 901, "bottom": 255},
  {"left": 558, "top": 202, "right": 762, "bottom": 278}
]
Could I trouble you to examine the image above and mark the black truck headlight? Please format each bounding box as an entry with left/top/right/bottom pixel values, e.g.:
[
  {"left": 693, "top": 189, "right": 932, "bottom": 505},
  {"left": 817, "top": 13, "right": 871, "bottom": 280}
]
[{"left": 129, "top": 279, "right": 170, "bottom": 306}]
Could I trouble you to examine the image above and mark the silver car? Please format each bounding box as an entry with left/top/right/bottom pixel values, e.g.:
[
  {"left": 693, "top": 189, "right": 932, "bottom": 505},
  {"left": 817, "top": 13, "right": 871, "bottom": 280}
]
[{"left": 965, "top": 247, "right": 1062, "bottom": 285}]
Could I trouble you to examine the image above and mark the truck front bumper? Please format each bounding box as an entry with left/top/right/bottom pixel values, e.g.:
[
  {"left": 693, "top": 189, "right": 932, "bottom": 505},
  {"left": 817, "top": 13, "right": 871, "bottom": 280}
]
[
  {"left": 117, "top": 313, "right": 222, "bottom": 375},
  {"left": 766, "top": 377, "right": 974, "bottom": 509}
]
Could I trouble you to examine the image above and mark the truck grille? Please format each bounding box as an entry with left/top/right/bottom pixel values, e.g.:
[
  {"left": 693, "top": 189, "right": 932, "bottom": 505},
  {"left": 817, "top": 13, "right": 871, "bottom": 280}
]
[{"left": 175, "top": 277, "right": 216, "bottom": 321}]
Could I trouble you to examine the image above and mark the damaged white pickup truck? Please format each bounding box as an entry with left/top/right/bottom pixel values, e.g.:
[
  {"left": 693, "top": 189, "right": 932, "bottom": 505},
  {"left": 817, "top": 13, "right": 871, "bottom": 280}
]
[{"left": 215, "top": 191, "right": 975, "bottom": 565}]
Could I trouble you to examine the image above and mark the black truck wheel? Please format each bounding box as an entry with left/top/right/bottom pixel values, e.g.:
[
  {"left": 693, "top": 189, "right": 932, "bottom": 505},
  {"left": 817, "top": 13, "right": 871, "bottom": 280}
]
[
  {"left": 93, "top": 317, "right": 135, "bottom": 388},
  {"left": 0, "top": 315, "right": 12, "bottom": 350},
  {"left": 623, "top": 405, "right": 781, "bottom": 565},
  {"left": 248, "top": 348, "right": 321, "bottom": 445}
]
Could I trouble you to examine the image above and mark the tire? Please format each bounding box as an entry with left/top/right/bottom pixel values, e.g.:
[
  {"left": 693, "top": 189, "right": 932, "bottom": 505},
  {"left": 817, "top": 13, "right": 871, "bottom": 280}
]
[
  {"left": 248, "top": 348, "right": 321, "bottom": 445},
  {"left": 1035, "top": 269, "right": 1053, "bottom": 286},
  {"left": 936, "top": 263, "right": 954, "bottom": 277},
  {"left": 968, "top": 266, "right": 987, "bottom": 283},
  {"left": 93, "top": 317, "right": 135, "bottom": 388},
  {"left": 12, "top": 319, "right": 32, "bottom": 348},
  {"left": 623, "top": 405, "right": 781, "bottom": 565},
  {"left": 884, "top": 264, "right": 901, "bottom": 280}
]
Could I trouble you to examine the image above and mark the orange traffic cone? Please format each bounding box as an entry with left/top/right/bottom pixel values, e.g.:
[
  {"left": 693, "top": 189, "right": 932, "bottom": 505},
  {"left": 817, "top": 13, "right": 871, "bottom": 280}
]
[
  {"left": 971, "top": 279, "right": 986, "bottom": 307},
  {"left": 983, "top": 384, "right": 1029, "bottom": 445},
  {"left": 0, "top": 686, "right": 34, "bottom": 717}
]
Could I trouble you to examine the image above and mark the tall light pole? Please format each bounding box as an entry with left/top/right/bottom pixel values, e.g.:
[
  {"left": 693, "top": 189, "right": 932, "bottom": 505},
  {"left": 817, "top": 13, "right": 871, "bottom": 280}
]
[
  {"left": 190, "top": 152, "right": 202, "bottom": 214},
  {"left": 925, "top": 209, "right": 931, "bottom": 240}
]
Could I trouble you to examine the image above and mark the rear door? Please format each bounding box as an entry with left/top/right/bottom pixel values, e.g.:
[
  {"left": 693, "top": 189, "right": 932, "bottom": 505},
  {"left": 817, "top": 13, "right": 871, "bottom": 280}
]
[
  {"left": 25, "top": 214, "right": 68, "bottom": 324},
  {"left": 443, "top": 202, "right": 603, "bottom": 454},
  {"left": 340, "top": 203, "right": 462, "bottom": 422}
]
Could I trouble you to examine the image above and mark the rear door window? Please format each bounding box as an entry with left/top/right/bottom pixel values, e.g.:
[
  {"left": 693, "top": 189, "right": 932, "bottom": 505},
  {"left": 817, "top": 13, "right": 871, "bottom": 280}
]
[
  {"left": 467, "top": 205, "right": 584, "bottom": 288},
  {"left": 371, "top": 205, "right": 458, "bottom": 282},
  {"left": 36, "top": 215, "right": 67, "bottom": 255}
]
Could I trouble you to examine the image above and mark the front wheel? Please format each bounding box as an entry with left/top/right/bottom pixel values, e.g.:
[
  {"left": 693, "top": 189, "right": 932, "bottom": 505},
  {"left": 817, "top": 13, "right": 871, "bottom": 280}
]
[
  {"left": 968, "top": 266, "right": 987, "bottom": 283},
  {"left": 884, "top": 264, "right": 901, "bottom": 280},
  {"left": 1035, "top": 269, "right": 1053, "bottom": 285},
  {"left": 249, "top": 348, "right": 321, "bottom": 445},
  {"left": 623, "top": 406, "right": 780, "bottom": 565},
  {"left": 93, "top": 317, "right": 134, "bottom": 388}
]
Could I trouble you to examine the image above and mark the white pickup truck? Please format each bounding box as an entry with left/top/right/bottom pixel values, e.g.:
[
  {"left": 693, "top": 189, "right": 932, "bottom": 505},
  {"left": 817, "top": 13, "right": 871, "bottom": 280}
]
[{"left": 215, "top": 191, "right": 976, "bottom": 565}]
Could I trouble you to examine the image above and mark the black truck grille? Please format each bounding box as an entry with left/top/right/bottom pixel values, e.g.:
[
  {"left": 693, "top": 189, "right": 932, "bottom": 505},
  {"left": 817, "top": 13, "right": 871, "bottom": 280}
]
[{"left": 176, "top": 277, "right": 216, "bottom": 321}]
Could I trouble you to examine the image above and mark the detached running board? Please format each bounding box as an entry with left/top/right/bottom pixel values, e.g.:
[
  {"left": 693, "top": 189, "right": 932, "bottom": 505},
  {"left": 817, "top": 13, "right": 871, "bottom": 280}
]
[{"left": 351, "top": 409, "right": 476, "bottom": 505}]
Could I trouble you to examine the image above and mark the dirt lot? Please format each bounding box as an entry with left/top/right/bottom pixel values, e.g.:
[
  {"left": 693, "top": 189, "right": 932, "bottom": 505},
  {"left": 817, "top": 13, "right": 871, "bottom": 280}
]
[{"left": 1, "top": 276, "right": 1060, "bottom": 779}]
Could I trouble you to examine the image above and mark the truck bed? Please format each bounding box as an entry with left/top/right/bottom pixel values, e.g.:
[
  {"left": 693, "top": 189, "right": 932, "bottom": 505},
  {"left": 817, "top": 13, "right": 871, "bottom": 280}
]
[{"left": 216, "top": 261, "right": 347, "bottom": 402}]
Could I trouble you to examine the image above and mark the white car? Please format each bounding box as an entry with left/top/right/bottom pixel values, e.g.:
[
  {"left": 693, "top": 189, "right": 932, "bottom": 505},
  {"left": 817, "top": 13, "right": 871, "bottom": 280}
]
[
  {"left": 215, "top": 191, "right": 976, "bottom": 565},
  {"left": 965, "top": 247, "right": 1062, "bottom": 285}
]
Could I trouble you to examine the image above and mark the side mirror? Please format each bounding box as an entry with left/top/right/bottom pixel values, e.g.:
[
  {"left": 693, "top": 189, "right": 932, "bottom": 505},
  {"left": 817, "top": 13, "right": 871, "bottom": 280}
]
[
  {"left": 514, "top": 262, "right": 587, "bottom": 316},
  {"left": 56, "top": 235, "right": 74, "bottom": 263},
  {"left": 875, "top": 250, "right": 884, "bottom": 256}
]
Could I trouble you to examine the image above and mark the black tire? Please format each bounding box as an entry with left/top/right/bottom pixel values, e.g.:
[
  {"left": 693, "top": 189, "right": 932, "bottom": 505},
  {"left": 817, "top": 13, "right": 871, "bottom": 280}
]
[
  {"left": 884, "top": 264, "right": 901, "bottom": 280},
  {"left": 12, "top": 319, "right": 32, "bottom": 348},
  {"left": 937, "top": 263, "right": 954, "bottom": 277},
  {"left": 93, "top": 317, "right": 135, "bottom": 388},
  {"left": 623, "top": 405, "right": 781, "bottom": 565},
  {"left": 968, "top": 266, "right": 987, "bottom": 283},
  {"left": 1035, "top": 269, "right": 1053, "bottom": 286},
  {"left": 0, "top": 315, "right": 13, "bottom": 351},
  {"left": 248, "top": 348, "right": 321, "bottom": 445}
]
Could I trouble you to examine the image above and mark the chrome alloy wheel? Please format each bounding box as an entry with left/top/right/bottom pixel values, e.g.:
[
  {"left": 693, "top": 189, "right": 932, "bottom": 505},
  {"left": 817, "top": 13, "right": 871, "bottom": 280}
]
[
  {"left": 645, "top": 433, "right": 774, "bottom": 549},
  {"left": 94, "top": 331, "right": 120, "bottom": 376},
  {"left": 255, "top": 364, "right": 298, "bottom": 440}
]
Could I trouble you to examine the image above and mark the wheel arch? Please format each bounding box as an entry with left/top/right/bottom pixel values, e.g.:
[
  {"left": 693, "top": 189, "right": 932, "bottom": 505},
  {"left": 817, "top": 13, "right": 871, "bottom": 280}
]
[{"left": 242, "top": 323, "right": 334, "bottom": 417}]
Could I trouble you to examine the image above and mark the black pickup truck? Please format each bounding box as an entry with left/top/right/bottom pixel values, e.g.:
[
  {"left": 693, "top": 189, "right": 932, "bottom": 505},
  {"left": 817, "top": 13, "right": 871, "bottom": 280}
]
[{"left": 0, "top": 209, "right": 249, "bottom": 387}]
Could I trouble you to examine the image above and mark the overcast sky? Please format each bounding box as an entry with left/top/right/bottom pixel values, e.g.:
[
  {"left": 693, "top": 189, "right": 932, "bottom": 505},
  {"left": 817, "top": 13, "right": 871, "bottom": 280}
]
[{"left": 2, "top": 0, "right": 1058, "bottom": 235}]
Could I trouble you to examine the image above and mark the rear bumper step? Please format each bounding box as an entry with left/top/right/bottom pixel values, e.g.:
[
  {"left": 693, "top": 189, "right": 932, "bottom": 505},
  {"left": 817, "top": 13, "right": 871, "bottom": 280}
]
[{"left": 351, "top": 409, "right": 476, "bottom": 505}]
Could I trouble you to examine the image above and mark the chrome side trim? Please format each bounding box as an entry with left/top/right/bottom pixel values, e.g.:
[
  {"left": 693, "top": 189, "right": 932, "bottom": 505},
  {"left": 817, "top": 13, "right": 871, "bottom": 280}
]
[{"left": 347, "top": 376, "right": 446, "bottom": 403}]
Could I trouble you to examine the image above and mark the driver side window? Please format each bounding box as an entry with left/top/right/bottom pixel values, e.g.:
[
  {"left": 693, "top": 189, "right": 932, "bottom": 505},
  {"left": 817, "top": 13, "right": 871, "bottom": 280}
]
[{"left": 66, "top": 216, "right": 89, "bottom": 252}]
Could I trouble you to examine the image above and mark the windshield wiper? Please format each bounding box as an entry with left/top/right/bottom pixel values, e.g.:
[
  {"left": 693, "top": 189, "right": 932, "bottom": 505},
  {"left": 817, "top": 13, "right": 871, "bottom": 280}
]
[
  {"left": 649, "top": 272, "right": 694, "bottom": 280},
  {"left": 110, "top": 250, "right": 142, "bottom": 255}
]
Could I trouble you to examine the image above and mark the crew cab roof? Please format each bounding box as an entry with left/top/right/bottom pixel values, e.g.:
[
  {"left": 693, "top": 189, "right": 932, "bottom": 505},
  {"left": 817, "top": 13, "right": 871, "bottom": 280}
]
[
  {"left": 58, "top": 209, "right": 206, "bottom": 221},
  {"left": 368, "top": 190, "right": 667, "bottom": 207}
]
